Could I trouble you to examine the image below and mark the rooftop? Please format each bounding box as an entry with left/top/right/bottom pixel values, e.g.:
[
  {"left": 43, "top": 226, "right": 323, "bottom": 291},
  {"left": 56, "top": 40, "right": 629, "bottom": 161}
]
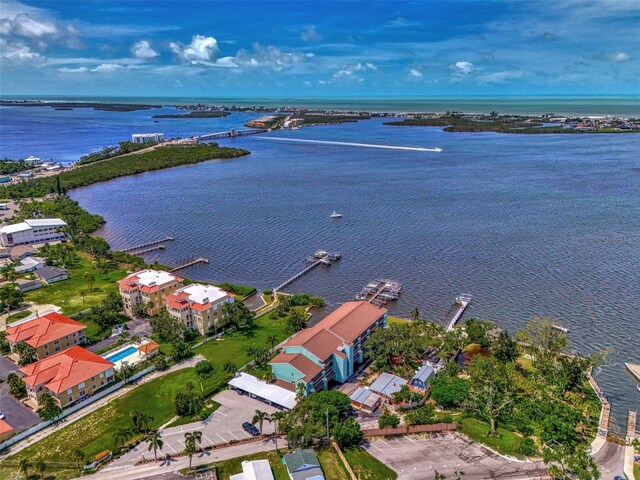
[
  {"left": 166, "top": 283, "right": 232, "bottom": 311},
  {"left": 228, "top": 372, "right": 297, "bottom": 410},
  {"left": 36, "top": 265, "right": 69, "bottom": 281},
  {"left": 369, "top": 372, "right": 407, "bottom": 397},
  {"left": 0, "top": 418, "right": 15, "bottom": 435},
  {"left": 270, "top": 352, "right": 323, "bottom": 381},
  {"left": 118, "top": 269, "right": 182, "bottom": 292},
  {"left": 20, "top": 345, "right": 114, "bottom": 393},
  {"left": 6, "top": 312, "right": 86, "bottom": 348},
  {"left": 0, "top": 218, "right": 67, "bottom": 234},
  {"left": 229, "top": 459, "right": 275, "bottom": 480}
]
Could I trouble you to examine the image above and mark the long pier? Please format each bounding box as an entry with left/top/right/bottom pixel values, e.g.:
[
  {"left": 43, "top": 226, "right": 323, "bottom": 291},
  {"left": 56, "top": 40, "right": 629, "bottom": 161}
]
[
  {"left": 446, "top": 293, "right": 472, "bottom": 331},
  {"left": 623, "top": 410, "right": 637, "bottom": 480},
  {"left": 123, "top": 236, "right": 174, "bottom": 252},
  {"left": 195, "top": 129, "right": 264, "bottom": 141},
  {"left": 169, "top": 257, "right": 209, "bottom": 273},
  {"left": 132, "top": 245, "right": 165, "bottom": 255},
  {"left": 273, "top": 250, "right": 341, "bottom": 294},
  {"left": 625, "top": 362, "right": 640, "bottom": 382}
]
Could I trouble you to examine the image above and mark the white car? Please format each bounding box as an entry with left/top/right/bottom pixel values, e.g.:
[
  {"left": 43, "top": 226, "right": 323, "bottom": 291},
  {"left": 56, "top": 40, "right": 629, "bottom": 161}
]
[{"left": 0, "top": 411, "right": 5, "bottom": 420}]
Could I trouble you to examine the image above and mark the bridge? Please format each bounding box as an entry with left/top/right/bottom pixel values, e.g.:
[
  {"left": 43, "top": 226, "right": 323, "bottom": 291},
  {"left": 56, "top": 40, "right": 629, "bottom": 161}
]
[{"left": 195, "top": 129, "right": 265, "bottom": 141}]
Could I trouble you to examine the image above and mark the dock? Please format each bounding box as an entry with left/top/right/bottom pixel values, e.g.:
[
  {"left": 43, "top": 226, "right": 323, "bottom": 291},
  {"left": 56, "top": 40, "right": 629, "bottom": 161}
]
[
  {"left": 623, "top": 410, "right": 637, "bottom": 480},
  {"left": 273, "top": 250, "right": 341, "bottom": 294},
  {"left": 123, "top": 236, "right": 175, "bottom": 252},
  {"left": 132, "top": 245, "right": 165, "bottom": 255},
  {"left": 169, "top": 257, "right": 209, "bottom": 273},
  {"left": 625, "top": 362, "right": 640, "bottom": 382},
  {"left": 446, "top": 293, "right": 472, "bottom": 331},
  {"left": 356, "top": 279, "right": 402, "bottom": 307}
]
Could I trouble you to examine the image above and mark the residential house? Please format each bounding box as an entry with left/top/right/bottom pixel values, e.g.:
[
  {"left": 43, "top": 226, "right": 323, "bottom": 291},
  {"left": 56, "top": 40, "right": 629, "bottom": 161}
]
[
  {"left": 118, "top": 269, "right": 184, "bottom": 317},
  {"left": 6, "top": 312, "right": 87, "bottom": 360},
  {"left": 14, "top": 256, "right": 45, "bottom": 274},
  {"left": 20, "top": 345, "right": 115, "bottom": 407},
  {"left": 137, "top": 341, "right": 160, "bottom": 359},
  {"left": 36, "top": 265, "right": 69, "bottom": 285},
  {"left": 0, "top": 218, "right": 68, "bottom": 247},
  {"left": 269, "top": 301, "right": 387, "bottom": 394},
  {"left": 349, "top": 387, "right": 382, "bottom": 412},
  {"left": 283, "top": 449, "right": 325, "bottom": 480},
  {"left": 410, "top": 363, "right": 435, "bottom": 391},
  {"left": 368, "top": 372, "right": 407, "bottom": 400},
  {"left": 229, "top": 459, "right": 275, "bottom": 480},
  {"left": 164, "top": 283, "right": 234, "bottom": 335},
  {"left": 13, "top": 278, "right": 42, "bottom": 292},
  {"left": 9, "top": 245, "right": 37, "bottom": 261}
]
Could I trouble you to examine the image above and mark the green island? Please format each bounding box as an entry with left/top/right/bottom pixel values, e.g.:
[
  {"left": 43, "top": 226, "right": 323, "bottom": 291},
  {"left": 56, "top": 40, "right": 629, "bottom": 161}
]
[
  {"left": 298, "top": 114, "right": 370, "bottom": 125},
  {"left": 0, "top": 101, "right": 160, "bottom": 112},
  {"left": 151, "top": 111, "right": 230, "bottom": 118},
  {"left": 0, "top": 143, "right": 250, "bottom": 198},
  {"left": 384, "top": 113, "right": 640, "bottom": 134},
  {"left": 76, "top": 141, "right": 150, "bottom": 165},
  {"left": 0, "top": 159, "right": 37, "bottom": 175}
]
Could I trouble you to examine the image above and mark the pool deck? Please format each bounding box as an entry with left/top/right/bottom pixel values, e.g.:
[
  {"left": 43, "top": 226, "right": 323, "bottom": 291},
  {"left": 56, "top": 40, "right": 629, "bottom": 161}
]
[{"left": 102, "top": 342, "right": 144, "bottom": 370}]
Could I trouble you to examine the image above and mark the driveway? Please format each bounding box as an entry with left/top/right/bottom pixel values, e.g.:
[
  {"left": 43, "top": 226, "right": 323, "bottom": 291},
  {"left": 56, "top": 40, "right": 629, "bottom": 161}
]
[
  {"left": 87, "top": 317, "right": 152, "bottom": 353},
  {"left": 112, "top": 389, "right": 280, "bottom": 465},
  {"left": 593, "top": 441, "right": 625, "bottom": 480},
  {"left": 0, "top": 355, "right": 20, "bottom": 381},
  {"left": 363, "top": 433, "right": 548, "bottom": 479},
  {"left": 0, "top": 383, "right": 40, "bottom": 433}
]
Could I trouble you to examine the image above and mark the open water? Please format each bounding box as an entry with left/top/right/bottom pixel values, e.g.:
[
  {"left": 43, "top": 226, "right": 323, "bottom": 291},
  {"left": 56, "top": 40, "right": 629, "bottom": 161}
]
[{"left": 1, "top": 104, "right": 638, "bottom": 430}]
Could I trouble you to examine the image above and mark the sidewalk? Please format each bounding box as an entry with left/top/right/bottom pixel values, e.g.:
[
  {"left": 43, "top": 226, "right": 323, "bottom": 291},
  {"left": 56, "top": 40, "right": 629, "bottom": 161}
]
[{"left": 1, "top": 355, "right": 204, "bottom": 457}]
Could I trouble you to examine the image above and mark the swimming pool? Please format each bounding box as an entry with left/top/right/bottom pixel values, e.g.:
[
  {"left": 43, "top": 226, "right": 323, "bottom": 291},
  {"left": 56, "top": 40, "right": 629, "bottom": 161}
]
[{"left": 106, "top": 346, "right": 138, "bottom": 363}]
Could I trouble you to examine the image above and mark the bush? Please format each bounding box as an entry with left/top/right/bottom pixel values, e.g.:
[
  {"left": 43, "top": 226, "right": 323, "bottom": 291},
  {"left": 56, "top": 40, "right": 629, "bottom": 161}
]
[
  {"left": 429, "top": 375, "right": 470, "bottom": 409},
  {"left": 520, "top": 437, "right": 538, "bottom": 456},
  {"left": 332, "top": 417, "right": 363, "bottom": 448},
  {"left": 378, "top": 411, "right": 400, "bottom": 429},
  {"left": 153, "top": 355, "right": 168, "bottom": 371},
  {"left": 404, "top": 404, "right": 436, "bottom": 426},
  {"left": 262, "top": 288, "right": 273, "bottom": 296},
  {"left": 195, "top": 360, "right": 215, "bottom": 378}
]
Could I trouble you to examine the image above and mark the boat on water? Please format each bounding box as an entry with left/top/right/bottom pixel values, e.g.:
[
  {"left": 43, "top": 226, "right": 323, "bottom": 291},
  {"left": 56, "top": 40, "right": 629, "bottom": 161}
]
[
  {"left": 433, "top": 147, "right": 443, "bottom": 152},
  {"left": 330, "top": 211, "right": 343, "bottom": 218},
  {"left": 552, "top": 324, "right": 569, "bottom": 334}
]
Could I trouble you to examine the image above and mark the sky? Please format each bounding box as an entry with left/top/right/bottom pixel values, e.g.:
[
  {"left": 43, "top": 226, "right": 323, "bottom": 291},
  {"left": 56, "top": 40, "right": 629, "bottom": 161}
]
[{"left": 1, "top": 0, "right": 639, "bottom": 98}]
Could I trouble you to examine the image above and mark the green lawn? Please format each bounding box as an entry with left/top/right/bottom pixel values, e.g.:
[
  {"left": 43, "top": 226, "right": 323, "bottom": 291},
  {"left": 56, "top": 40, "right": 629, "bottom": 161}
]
[
  {"left": 214, "top": 451, "right": 289, "bottom": 480},
  {"left": 634, "top": 461, "right": 639, "bottom": 480},
  {"left": 6, "top": 310, "right": 31, "bottom": 323},
  {"left": 343, "top": 447, "right": 398, "bottom": 480},
  {"left": 317, "top": 448, "right": 350, "bottom": 480},
  {"left": 0, "top": 310, "right": 291, "bottom": 479},
  {"left": 460, "top": 418, "right": 524, "bottom": 459},
  {"left": 24, "top": 254, "right": 128, "bottom": 315},
  {"left": 387, "top": 316, "right": 410, "bottom": 325},
  {"left": 166, "top": 400, "right": 220, "bottom": 428}
]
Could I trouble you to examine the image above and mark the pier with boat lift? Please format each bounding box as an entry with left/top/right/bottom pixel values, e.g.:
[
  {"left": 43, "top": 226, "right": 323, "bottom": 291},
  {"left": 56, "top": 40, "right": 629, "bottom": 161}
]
[
  {"left": 122, "top": 236, "right": 175, "bottom": 253},
  {"left": 446, "top": 293, "right": 472, "bottom": 331},
  {"left": 169, "top": 257, "right": 209, "bottom": 273},
  {"left": 356, "top": 279, "right": 402, "bottom": 307},
  {"left": 273, "top": 250, "right": 341, "bottom": 294}
]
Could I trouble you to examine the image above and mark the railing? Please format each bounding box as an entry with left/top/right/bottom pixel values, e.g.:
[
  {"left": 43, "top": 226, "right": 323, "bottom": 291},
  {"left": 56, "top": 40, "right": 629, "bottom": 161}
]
[{"left": 362, "top": 422, "right": 457, "bottom": 437}]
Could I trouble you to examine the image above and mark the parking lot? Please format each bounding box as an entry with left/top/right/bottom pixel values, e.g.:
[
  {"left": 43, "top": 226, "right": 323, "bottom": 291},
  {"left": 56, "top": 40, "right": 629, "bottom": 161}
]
[
  {"left": 0, "top": 383, "right": 40, "bottom": 433},
  {"left": 113, "top": 389, "right": 280, "bottom": 466},
  {"left": 363, "top": 433, "right": 548, "bottom": 479}
]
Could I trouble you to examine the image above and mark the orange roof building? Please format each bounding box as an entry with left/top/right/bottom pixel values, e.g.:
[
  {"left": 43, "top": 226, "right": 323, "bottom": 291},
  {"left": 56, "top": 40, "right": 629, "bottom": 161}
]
[
  {"left": 0, "top": 419, "right": 15, "bottom": 443},
  {"left": 164, "top": 283, "right": 235, "bottom": 335},
  {"left": 118, "top": 269, "right": 184, "bottom": 317},
  {"left": 269, "top": 301, "right": 387, "bottom": 394},
  {"left": 6, "top": 312, "right": 86, "bottom": 360},
  {"left": 137, "top": 341, "right": 160, "bottom": 358},
  {"left": 20, "top": 345, "right": 115, "bottom": 407}
]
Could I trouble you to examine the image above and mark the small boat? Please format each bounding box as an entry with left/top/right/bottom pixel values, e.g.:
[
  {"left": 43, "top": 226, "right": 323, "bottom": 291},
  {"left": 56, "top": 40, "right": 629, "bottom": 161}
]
[
  {"left": 552, "top": 324, "right": 569, "bottom": 334},
  {"left": 330, "top": 211, "right": 343, "bottom": 218},
  {"left": 637, "top": 385, "right": 640, "bottom": 393},
  {"left": 434, "top": 147, "right": 443, "bottom": 152}
]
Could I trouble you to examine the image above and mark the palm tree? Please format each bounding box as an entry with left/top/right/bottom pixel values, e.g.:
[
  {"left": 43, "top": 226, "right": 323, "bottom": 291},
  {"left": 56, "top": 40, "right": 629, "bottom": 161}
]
[
  {"left": 183, "top": 430, "right": 202, "bottom": 469},
  {"left": 223, "top": 361, "right": 237, "bottom": 375},
  {"left": 18, "top": 458, "right": 30, "bottom": 479},
  {"left": 252, "top": 410, "right": 271, "bottom": 435},
  {"left": 73, "top": 449, "right": 85, "bottom": 471},
  {"left": 410, "top": 307, "right": 420, "bottom": 322},
  {"left": 271, "top": 411, "right": 287, "bottom": 434},
  {"left": 113, "top": 426, "right": 131, "bottom": 450},
  {"left": 184, "top": 430, "right": 202, "bottom": 446},
  {"left": 33, "top": 459, "right": 46, "bottom": 479},
  {"left": 145, "top": 431, "right": 163, "bottom": 461},
  {"left": 83, "top": 271, "right": 95, "bottom": 292},
  {"left": 266, "top": 335, "right": 279, "bottom": 352}
]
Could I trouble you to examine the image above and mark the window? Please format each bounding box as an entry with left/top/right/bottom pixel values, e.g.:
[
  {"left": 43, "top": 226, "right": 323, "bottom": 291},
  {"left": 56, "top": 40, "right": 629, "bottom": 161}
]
[
  {"left": 78, "top": 382, "right": 85, "bottom": 388},
  {"left": 67, "top": 388, "right": 72, "bottom": 394}
]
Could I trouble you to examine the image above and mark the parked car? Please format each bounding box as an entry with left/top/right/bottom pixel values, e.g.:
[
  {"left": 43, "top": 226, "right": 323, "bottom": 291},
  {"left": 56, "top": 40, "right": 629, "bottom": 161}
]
[
  {"left": 242, "top": 421, "right": 260, "bottom": 436},
  {"left": 0, "top": 411, "right": 5, "bottom": 420}
]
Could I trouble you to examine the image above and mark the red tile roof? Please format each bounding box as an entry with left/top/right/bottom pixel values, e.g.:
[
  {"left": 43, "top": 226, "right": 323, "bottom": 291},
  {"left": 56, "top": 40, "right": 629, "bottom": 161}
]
[
  {"left": 6, "top": 312, "right": 86, "bottom": 348},
  {"left": 20, "top": 345, "right": 114, "bottom": 394},
  {"left": 0, "top": 418, "right": 14, "bottom": 435},
  {"left": 137, "top": 341, "right": 160, "bottom": 353},
  {"left": 270, "top": 351, "right": 323, "bottom": 381}
]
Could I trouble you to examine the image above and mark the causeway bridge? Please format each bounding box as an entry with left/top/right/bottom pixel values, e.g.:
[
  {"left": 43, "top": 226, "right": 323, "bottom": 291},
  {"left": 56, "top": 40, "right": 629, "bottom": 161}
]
[{"left": 195, "top": 129, "right": 264, "bottom": 141}]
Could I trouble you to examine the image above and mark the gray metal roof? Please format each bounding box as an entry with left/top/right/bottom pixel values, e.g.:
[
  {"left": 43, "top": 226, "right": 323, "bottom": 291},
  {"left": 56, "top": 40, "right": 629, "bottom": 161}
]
[
  {"left": 412, "top": 364, "right": 435, "bottom": 384},
  {"left": 368, "top": 372, "right": 407, "bottom": 396},
  {"left": 349, "top": 387, "right": 382, "bottom": 408}
]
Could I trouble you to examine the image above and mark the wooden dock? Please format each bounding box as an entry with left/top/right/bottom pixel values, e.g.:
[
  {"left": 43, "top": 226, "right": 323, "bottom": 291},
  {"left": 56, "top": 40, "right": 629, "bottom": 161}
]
[
  {"left": 123, "top": 236, "right": 175, "bottom": 252},
  {"left": 133, "top": 245, "right": 165, "bottom": 255},
  {"left": 169, "top": 257, "right": 209, "bottom": 273},
  {"left": 625, "top": 362, "right": 640, "bottom": 382},
  {"left": 446, "top": 293, "right": 472, "bottom": 331},
  {"left": 273, "top": 250, "right": 341, "bottom": 294}
]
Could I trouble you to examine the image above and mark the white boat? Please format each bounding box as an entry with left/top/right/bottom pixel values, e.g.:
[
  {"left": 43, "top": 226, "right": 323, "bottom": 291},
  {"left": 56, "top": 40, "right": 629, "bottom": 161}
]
[
  {"left": 434, "top": 147, "right": 443, "bottom": 152},
  {"left": 330, "top": 211, "right": 343, "bottom": 218}
]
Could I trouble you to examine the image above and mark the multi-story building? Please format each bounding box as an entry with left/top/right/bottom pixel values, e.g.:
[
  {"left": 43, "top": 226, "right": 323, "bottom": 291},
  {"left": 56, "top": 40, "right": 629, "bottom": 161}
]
[
  {"left": 6, "top": 312, "right": 86, "bottom": 360},
  {"left": 269, "top": 301, "right": 387, "bottom": 394},
  {"left": 131, "top": 133, "right": 164, "bottom": 143},
  {"left": 20, "top": 345, "right": 115, "bottom": 407},
  {"left": 118, "top": 269, "right": 184, "bottom": 317},
  {"left": 164, "top": 283, "right": 235, "bottom": 335},
  {"left": 0, "top": 218, "right": 68, "bottom": 247}
]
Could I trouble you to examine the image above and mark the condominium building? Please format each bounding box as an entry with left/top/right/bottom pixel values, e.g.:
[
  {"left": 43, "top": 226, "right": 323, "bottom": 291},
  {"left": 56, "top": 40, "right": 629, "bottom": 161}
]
[
  {"left": 118, "top": 269, "right": 184, "bottom": 317},
  {"left": 131, "top": 133, "right": 164, "bottom": 143},
  {"left": 165, "top": 283, "right": 235, "bottom": 335},
  {"left": 20, "top": 345, "right": 115, "bottom": 407},
  {"left": 269, "top": 301, "right": 387, "bottom": 394},
  {"left": 6, "top": 312, "right": 86, "bottom": 360},
  {"left": 0, "top": 218, "right": 68, "bottom": 247}
]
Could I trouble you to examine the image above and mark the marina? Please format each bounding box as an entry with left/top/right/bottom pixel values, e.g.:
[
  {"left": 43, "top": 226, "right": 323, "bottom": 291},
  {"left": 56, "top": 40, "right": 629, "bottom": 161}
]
[
  {"left": 356, "top": 279, "right": 403, "bottom": 307},
  {"left": 446, "top": 293, "right": 472, "bottom": 331},
  {"left": 274, "top": 250, "right": 341, "bottom": 294}
]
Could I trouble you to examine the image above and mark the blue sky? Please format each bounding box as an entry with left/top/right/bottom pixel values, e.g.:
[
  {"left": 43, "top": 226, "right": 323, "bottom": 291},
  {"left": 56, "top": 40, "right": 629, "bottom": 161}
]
[{"left": 1, "top": 0, "right": 639, "bottom": 97}]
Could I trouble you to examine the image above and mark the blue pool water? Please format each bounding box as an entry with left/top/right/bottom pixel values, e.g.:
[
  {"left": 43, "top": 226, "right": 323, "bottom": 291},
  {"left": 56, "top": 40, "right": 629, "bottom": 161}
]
[{"left": 106, "top": 346, "right": 138, "bottom": 363}]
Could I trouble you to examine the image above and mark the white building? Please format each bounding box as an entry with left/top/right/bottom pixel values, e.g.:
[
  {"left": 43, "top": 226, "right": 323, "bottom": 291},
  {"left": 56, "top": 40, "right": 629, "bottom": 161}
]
[
  {"left": 0, "top": 219, "right": 68, "bottom": 247},
  {"left": 229, "top": 459, "right": 275, "bottom": 480},
  {"left": 165, "top": 283, "right": 235, "bottom": 335},
  {"left": 131, "top": 133, "right": 164, "bottom": 144}
]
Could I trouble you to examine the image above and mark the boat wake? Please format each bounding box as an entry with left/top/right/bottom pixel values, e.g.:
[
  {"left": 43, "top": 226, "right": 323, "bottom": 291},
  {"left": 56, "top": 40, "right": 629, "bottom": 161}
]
[{"left": 257, "top": 136, "right": 443, "bottom": 152}]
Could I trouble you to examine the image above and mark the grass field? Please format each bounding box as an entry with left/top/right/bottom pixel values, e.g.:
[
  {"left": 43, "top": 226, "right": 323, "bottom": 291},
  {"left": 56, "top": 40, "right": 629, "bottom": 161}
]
[
  {"left": 460, "top": 418, "right": 524, "bottom": 459},
  {"left": 0, "top": 310, "right": 291, "bottom": 479},
  {"left": 634, "top": 461, "right": 639, "bottom": 480},
  {"left": 24, "top": 254, "right": 128, "bottom": 315},
  {"left": 5, "top": 310, "right": 31, "bottom": 323},
  {"left": 343, "top": 447, "right": 398, "bottom": 480},
  {"left": 317, "top": 448, "right": 350, "bottom": 480},
  {"left": 214, "top": 451, "right": 289, "bottom": 480}
]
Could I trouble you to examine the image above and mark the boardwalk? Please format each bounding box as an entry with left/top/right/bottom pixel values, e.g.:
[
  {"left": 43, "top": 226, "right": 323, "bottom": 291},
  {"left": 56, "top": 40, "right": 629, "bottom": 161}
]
[
  {"left": 169, "top": 257, "right": 209, "bottom": 273},
  {"left": 123, "top": 236, "right": 174, "bottom": 252},
  {"left": 446, "top": 293, "right": 472, "bottom": 331},
  {"left": 273, "top": 250, "right": 341, "bottom": 293}
]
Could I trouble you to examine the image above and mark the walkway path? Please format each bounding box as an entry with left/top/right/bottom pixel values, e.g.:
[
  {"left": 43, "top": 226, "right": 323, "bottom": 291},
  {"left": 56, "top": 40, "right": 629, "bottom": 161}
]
[
  {"left": 0, "top": 303, "right": 61, "bottom": 331},
  {"left": 2, "top": 355, "right": 204, "bottom": 457}
]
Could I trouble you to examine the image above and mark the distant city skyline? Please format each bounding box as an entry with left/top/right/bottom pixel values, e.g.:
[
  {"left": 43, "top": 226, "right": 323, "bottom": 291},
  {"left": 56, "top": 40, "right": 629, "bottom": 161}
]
[{"left": 1, "top": 0, "right": 639, "bottom": 97}]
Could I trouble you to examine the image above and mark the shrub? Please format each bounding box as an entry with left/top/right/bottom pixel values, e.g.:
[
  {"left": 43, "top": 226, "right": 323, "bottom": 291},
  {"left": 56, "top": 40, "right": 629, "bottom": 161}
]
[
  {"left": 262, "top": 288, "right": 273, "bottom": 296},
  {"left": 195, "top": 360, "right": 215, "bottom": 379},
  {"left": 404, "top": 404, "right": 436, "bottom": 426},
  {"left": 520, "top": 437, "right": 538, "bottom": 456},
  {"left": 378, "top": 411, "right": 400, "bottom": 429}
]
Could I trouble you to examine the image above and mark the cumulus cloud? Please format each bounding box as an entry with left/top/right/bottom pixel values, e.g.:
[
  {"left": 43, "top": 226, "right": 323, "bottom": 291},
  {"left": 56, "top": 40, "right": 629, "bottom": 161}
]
[
  {"left": 607, "top": 51, "right": 629, "bottom": 61},
  {"left": 1, "top": 13, "right": 57, "bottom": 37},
  {"left": 0, "top": 38, "right": 44, "bottom": 61},
  {"left": 409, "top": 68, "right": 423, "bottom": 77},
  {"left": 91, "top": 63, "right": 124, "bottom": 72},
  {"left": 131, "top": 40, "right": 158, "bottom": 59},
  {"left": 332, "top": 62, "right": 377, "bottom": 79},
  {"left": 452, "top": 61, "right": 474, "bottom": 75},
  {"left": 301, "top": 25, "right": 321, "bottom": 42},
  {"left": 58, "top": 66, "right": 88, "bottom": 73},
  {"left": 170, "top": 35, "right": 219, "bottom": 64},
  {"left": 233, "top": 43, "right": 306, "bottom": 71}
]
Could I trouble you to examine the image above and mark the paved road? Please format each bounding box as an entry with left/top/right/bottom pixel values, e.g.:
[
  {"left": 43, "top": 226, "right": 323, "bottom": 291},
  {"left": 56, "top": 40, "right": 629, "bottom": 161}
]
[
  {"left": 111, "top": 389, "right": 279, "bottom": 466},
  {"left": 593, "top": 440, "right": 626, "bottom": 479},
  {"left": 0, "top": 356, "right": 20, "bottom": 381},
  {"left": 0, "top": 384, "right": 39, "bottom": 432},
  {"left": 363, "top": 433, "right": 548, "bottom": 479}
]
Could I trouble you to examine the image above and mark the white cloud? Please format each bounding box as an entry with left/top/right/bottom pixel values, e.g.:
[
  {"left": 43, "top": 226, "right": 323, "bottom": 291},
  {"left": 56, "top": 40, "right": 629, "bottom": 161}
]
[
  {"left": 479, "top": 70, "right": 527, "bottom": 83},
  {"left": 233, "top": 43, "right": 306, "bottom": 71},
  {"left": 0, "top": 38, "right": 44, "bottom": 61},
  {"left": 409, "top": 68, "right": 423, "bottom": 77},
  {"left": 332, "top": 62, "right": 377, "bottom": 79},
  {"left": 8, "top": 13, "right": 57, "bottom": 37},
  {"left": 301, "top": 25, "right": 321, "bottom": 42},
  {"left": 607, "top": 51, "right": 629, "bottom": 62},
  {"left": 58, "top": 66, "right": 88, "bottom": 73},
  {"left": 452, "top": 61, "right": 474, "bottom": 75},
  {"left": 170, "top": 35, "right": 219, "bottom": 64},
  {"left": 131, "top": 40, "right": 158, "bottom": 59},
  {"left": 91, "top": 63, "right": 124, "bottom": 73}
]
